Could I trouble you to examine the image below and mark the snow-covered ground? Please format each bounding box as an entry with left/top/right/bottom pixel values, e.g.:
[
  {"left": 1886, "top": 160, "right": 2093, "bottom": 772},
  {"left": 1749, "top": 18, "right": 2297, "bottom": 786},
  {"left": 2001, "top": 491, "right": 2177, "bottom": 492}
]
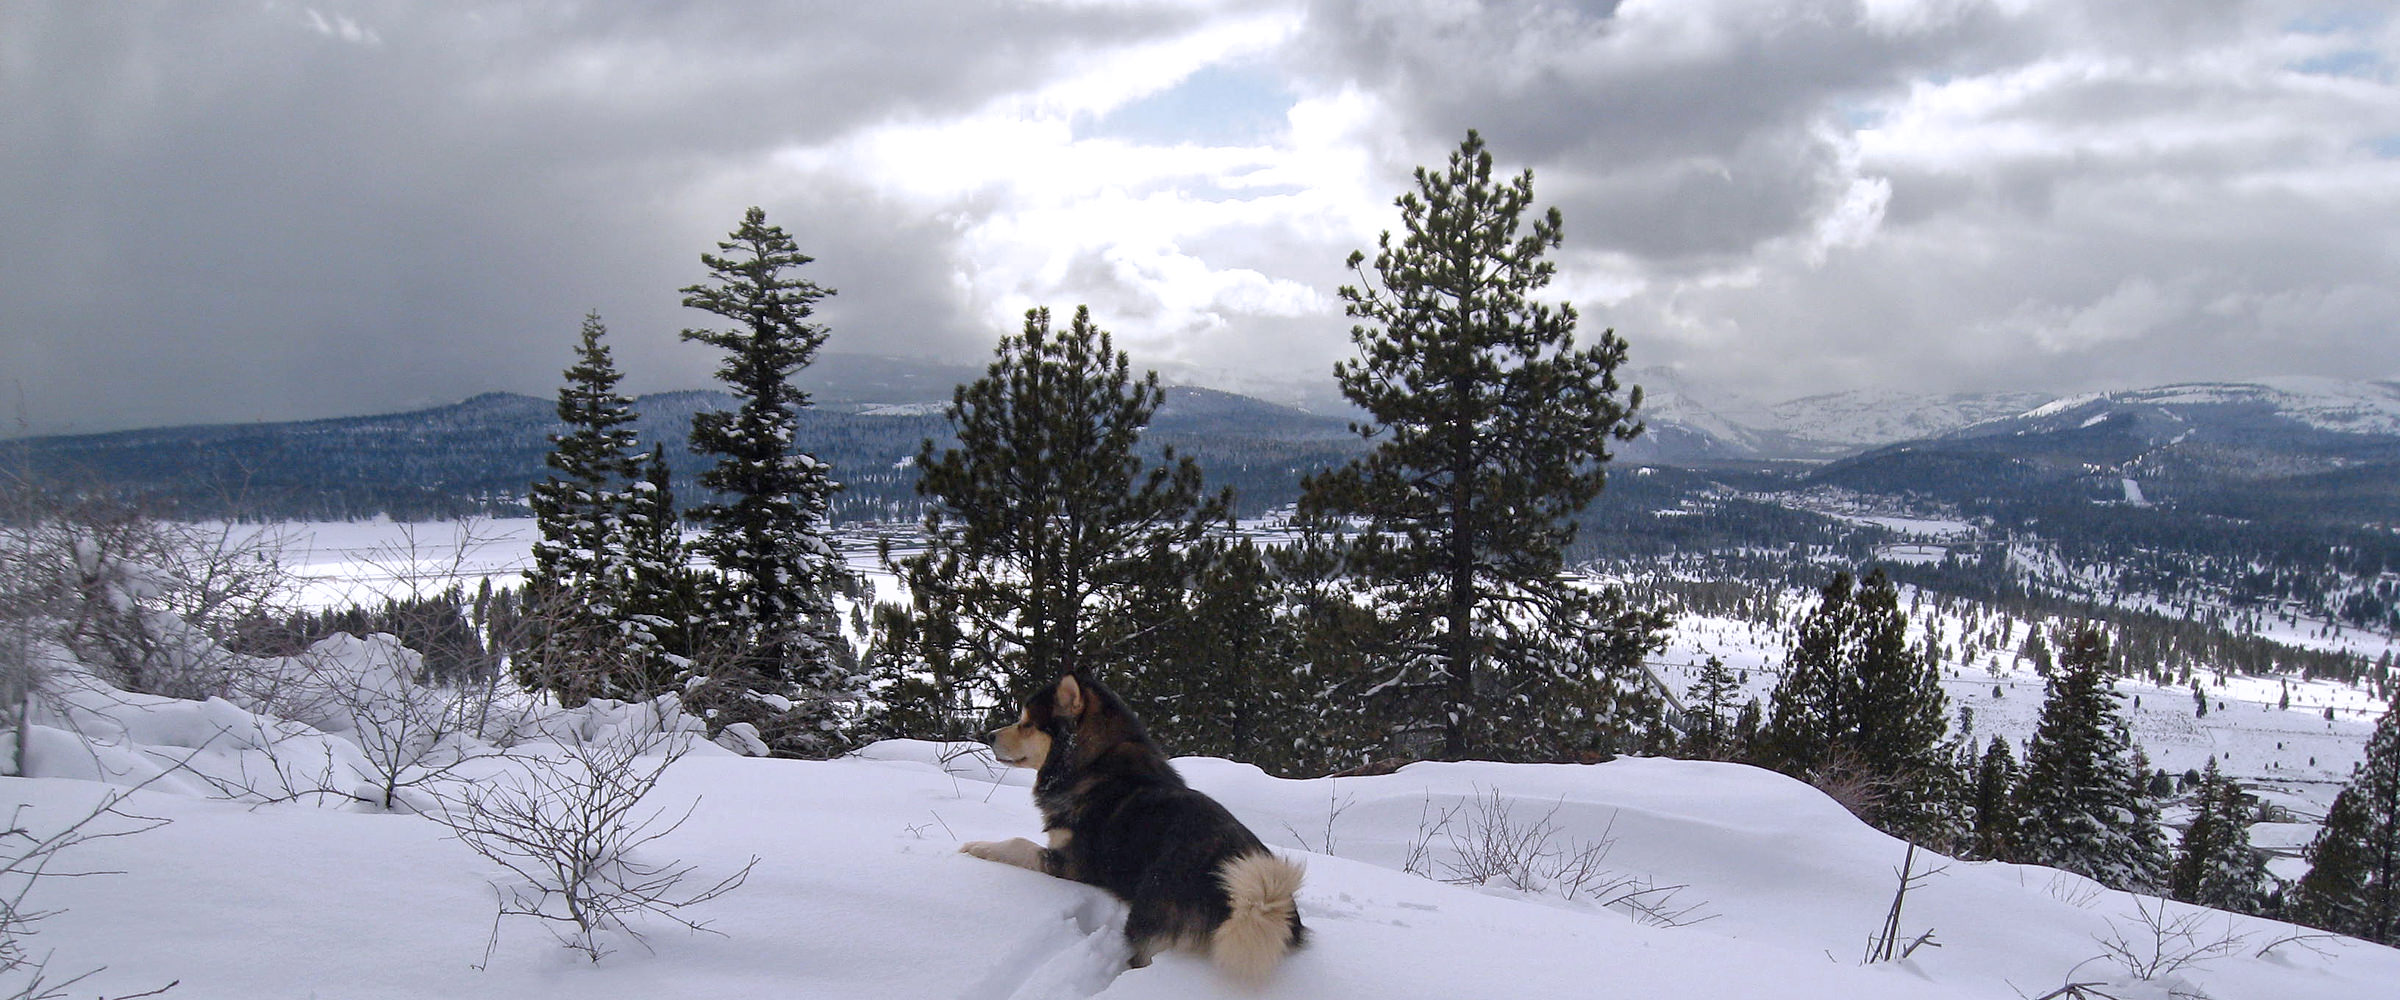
[
  {"left": 1659, "top": 601, "right": 2387, "bottom": 824},
  {"left": 21, "top": 697, "right": 2400, "bottom": 1000},
  {"left": 10, "top": 517, "right": 2400, "bottom": 998}
]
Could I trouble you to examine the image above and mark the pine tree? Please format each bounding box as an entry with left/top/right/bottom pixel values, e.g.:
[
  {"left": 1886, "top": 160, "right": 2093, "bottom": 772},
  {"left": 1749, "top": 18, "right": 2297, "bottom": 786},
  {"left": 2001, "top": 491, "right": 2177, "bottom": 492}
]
[
  {"left": 1257, "top": 513, "right": 1412, "bottom": 773},
  {"left": 1969, "top": 737, "right": 2023, "bottom": 861},
  {"left": 1109, "top": 534, "right": 1308, "bottom": 771},
  {"left": 1762, "top": 569, "right": 1955, "bottom": 841},
  {"left": 1683, "top": 655, "right": 1743, "bottom": 759},
  {"left": 895, "top": 305, "right": 1227, "bottom": 714},
  {"left": 1299, "top": 129, "right": 1657, "bottom": 761},
  {"left": 2290, "top": 708, "right": 2400, "bottom": 942},
  {"left": 613, "top": 444, "right": 700, "bottom": 697},
  {"left": 2016, "top": 627, "right": 2170, "bottom": 892},
  {"left": 679, "top": 206, "right": 853, "bottom": 752},
  {"left": 2170, "top": 758, "right": 2267, "bottom": 914},
  {"left": 522, "top": 311, "right": 641, "bottom": 705}
]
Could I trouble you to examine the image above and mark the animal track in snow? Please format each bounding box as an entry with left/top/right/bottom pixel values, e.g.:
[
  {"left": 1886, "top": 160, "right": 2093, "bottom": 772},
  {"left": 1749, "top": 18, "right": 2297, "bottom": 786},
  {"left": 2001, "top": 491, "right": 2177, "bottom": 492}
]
[{"left": 957, "top": 891, "right": 1131, "bottom": 1000}]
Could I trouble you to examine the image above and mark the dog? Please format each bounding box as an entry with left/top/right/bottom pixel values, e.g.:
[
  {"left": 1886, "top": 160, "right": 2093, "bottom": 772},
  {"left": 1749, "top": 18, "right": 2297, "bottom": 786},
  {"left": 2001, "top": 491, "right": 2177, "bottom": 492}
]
[{"left": 960, "top": 672, "right": 1306, "bottom": 981}]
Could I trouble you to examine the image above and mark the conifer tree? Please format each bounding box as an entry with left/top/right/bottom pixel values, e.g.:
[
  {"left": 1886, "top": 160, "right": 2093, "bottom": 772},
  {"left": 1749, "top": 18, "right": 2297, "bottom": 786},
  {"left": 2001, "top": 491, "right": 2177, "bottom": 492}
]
[
  {"left": 1969, "top": 737, "right": 2023, "bottom": 861},
  {"left": 679, "top": 206, "right": 853, "bottom": 750},
  {"left": 2016, "top": 627, "right": 2170, "bottom": 892},
  {"left": 522, "top": 310, "right": 640, "bottom": 704},
  {"left": 895, "top": 305, "right": 1227, "bottom": 713},
  {"left": 1109, "top": 534, "right": 1306, "bottom": 770},
  {"left": 1762, "top": 569, "right": 1955, "bottom": 841},
  {"left": 2170, "top": 758, "right": 2268, "bottom": 914},
  {"left": 2290, "top": 708, "right": 2400, "bottom": 942},
  {"left": 1683, "top": 655, "right": 1743, "bottom": 759},
  {"left": 1255, "top": 513, "right": 1410, "bottom": 773},
  {"left": 1300, "top": 130, "right": 1658, "bottom": 760},
  {"left": 613, "top": 444, "right": 699, "bottom": 696}
]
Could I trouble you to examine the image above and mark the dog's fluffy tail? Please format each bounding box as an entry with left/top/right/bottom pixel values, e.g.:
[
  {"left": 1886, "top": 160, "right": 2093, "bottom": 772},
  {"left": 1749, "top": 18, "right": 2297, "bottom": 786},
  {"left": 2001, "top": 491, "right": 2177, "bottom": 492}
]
[{"left": 1212, "top": 851, "right": 1306, "bottom": 983}]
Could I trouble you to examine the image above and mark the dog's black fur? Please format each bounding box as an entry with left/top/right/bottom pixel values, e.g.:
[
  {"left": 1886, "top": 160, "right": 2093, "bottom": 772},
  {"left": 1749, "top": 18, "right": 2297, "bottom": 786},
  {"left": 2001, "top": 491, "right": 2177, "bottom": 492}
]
[{"left": 963, "top": 673, "right": 1306, "bottom": 975}]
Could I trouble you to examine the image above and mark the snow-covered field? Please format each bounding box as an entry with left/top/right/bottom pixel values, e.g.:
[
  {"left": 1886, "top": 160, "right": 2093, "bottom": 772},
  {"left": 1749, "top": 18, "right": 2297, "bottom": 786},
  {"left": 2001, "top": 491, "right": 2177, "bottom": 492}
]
[
  {"left": 22, "top": 675, "right": 2400, "bottom": 1000},
  {"left": 22, "top": 517, "right": 2389, "bottom": 999}
]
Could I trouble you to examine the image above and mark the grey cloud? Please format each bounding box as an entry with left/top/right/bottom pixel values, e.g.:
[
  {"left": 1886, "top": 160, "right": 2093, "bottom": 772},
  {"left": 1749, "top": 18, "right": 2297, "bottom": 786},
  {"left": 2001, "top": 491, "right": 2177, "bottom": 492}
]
[
  {"left": 1285, "top": 0, "right": 2400, "bottom": 400},
  {"left": 0, "top": 2, "right": 1206, "bottom": 434},
  {"left": 6, "top": 0, "right": 2395, "bottom": 438}
]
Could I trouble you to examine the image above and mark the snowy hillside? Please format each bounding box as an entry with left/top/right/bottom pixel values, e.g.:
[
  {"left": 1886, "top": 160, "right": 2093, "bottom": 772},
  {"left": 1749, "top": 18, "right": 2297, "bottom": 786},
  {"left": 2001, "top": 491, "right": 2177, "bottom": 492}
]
[
  {"left": 1625, "top": 370, "right": 2400, "bottom": 462},
  {"left": 15, "top": 518, "right": 2393, "bottom": 998},
  {"left": 1966, "top": 378, "right": 2400, "bottom": 441},
  {"left": 1622, "top": 366, "right": 2058, "bottom": 461},
  {"left": 1650, "top": 592, "right": 2394, "bottom": 870},
  {"left": 1763, "top": 388, "right": 2059, "bottom": 453},
  {"left": 20, "top": 673, "right": 2400, "bottom": 1000}
]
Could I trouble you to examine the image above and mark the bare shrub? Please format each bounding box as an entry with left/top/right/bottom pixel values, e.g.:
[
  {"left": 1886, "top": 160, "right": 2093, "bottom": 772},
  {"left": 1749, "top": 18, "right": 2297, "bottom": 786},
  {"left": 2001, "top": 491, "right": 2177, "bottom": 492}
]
[
  {"left": 2092, "top": 893, "right": 2245, "bottom": 984},
  {"left": 1, "top": 492, "right": 293, "bottom": 705},
  {"left": 435, "top": 728, "right": 756, "bottom": 964},
  {"left": 0, "top": 778, "right": 176, "bottom": 999},
  {"left": 1280, "top": 780, "right": 1354, "bottom": 856},
  {"left": 1408, "top": 787, "right": 1710, "bottom": 927},
  {"left": 2251, "top": 924, "right": 2340, "bottom": 961},
  {"left": 220, "top": 637, "right": 511, "bottom": 812},
  {"left": 2041, "top": 870, "right": 2105, "bottom": 909},
  {"left": 1803, "top": 749, "right": 1898, "bottom": 826},
  {"left": 1863, "top": 843, "right": 1947, "bottom": 964}
]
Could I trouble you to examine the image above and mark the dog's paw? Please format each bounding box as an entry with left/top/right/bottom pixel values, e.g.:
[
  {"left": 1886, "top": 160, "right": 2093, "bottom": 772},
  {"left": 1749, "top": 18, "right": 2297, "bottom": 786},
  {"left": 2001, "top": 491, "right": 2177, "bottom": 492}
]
[{"left": 961, "top": 837, "right": 1045, "bottom": 870}]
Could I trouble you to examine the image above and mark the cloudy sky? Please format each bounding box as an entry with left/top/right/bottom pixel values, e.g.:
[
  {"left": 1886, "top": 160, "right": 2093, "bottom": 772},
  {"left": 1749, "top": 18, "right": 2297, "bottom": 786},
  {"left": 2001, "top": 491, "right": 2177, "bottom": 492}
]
[{"left": 4, "top": 0, "right": 2396, "bottom": 435}]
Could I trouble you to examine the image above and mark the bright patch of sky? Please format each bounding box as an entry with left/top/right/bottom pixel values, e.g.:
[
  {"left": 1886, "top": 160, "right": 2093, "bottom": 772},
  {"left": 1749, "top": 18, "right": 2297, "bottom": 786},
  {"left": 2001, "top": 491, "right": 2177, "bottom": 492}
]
[
  {"left": 1079, "top": 62, "right": 1296, "bottom": 147},
  {"left": 2293, "top": 49, "right": 2390, "bottom": 79}
]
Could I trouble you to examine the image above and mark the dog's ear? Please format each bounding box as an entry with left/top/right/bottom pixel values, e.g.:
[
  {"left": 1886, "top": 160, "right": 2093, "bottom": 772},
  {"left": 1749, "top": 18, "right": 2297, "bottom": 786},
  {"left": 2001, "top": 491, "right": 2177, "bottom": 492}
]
[{"left": 1053, "top": 674, "right": 1084, "bottom": 720}]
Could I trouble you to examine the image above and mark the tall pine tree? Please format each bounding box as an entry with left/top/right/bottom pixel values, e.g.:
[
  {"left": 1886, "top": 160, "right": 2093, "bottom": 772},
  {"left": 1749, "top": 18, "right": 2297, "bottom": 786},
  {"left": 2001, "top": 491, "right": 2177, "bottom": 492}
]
[
  {"left": 679, "top": 206, "right": 853, "bottom": 752},
  {"left": 2169, "top": 758, "right": 2267, "bottom": 914},
  {"left": 1300, "top": 130, "right": 1658, "bottom": 761},
  {"left": 892, "top": 305, "right": 1227, "bottom": 715},
  {"left": 1761, "top": 569, "right": 1955, "bottom": 841},
  {"left": 1683, "top": 655, "right": 1744, "bottom": 760},
  {"left": 522, "top": 310, "right": 641, "bottom": 705},
  {"left": 2290, "top": 707, "right": 2400, "bottom": 942},
  {"left": 2016, "top": 627, "right": 2170, "bottom": 892},
  {"left": 1969, "top": 737, "right": 2024, "bottom": 861}
]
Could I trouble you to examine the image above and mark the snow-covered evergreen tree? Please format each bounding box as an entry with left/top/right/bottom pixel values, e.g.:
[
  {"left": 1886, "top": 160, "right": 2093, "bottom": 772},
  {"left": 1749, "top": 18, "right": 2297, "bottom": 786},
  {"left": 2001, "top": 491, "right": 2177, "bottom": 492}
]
[
  {"left": 1969, "top": 737, "right": 2023, "bottom": 861},
  {"left": 2170, "top": 758, "right": 2268, "bottom": 914},
  {"left": 679, "top": 207, "right": 854, "bottom": 753},
  {"left": 1299, "top": 130, "right": 1661, "bottom": 761},
  {"left": 1683, "top": 655, "right": 1743, "bottom": 759},
  {"left": 893, "top": 305, "right": 1226, "bottom": 714},
  {"left": 608, "top": 444, "right": 696, "bottom": 698},
  {"left": 522, "top": 311, "right": 640, "bottom": 705},
  {"left": 1762, "top": 569, "right": 1956, "bottom": 842},
  {"left": 1109, "top": 534, "right": 1304, "bottom": 770},
  {"left": 2290, "top": 707, "right": 2400, "bottom": 942},
  {"left": 2015, "top": 627, "right": 2170, "bottom": 892}
]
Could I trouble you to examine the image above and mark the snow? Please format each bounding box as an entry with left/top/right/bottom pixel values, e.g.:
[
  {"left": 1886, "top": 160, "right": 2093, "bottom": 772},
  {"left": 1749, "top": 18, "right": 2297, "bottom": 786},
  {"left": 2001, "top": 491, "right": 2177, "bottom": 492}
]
[
  {"left": 22, "top": 519, "right": 2395, "bottom": 998},
  {"left": 22, "top": 688, "right": 2400, "bottom": 1000},
  {"left": 1986, "top": 378, "right": 2400, "bottom": 438}
]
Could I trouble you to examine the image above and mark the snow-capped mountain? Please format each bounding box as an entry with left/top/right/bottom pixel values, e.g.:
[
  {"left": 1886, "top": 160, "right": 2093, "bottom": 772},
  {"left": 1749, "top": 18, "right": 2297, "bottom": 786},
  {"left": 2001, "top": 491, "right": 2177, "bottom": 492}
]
[
  {"left": 1962, "top": 377, "right": 2400, "bottom": 441},
  {"left": 1814, "top": 376, "right": 2400, "bottom": 528},
  {"left": 1622, "top": 367, "right": 2057, "bottom": 462}
]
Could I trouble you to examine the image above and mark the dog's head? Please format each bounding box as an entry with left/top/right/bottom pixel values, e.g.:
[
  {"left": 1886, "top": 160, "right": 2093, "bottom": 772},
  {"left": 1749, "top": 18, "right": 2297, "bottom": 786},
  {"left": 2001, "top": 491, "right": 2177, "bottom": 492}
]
[
  {"left": 990, "top": 673, "right": 1152, "bottom": 770},
  {"left": 988, "top": 673, "right": 1088, "bottom": 769}
]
